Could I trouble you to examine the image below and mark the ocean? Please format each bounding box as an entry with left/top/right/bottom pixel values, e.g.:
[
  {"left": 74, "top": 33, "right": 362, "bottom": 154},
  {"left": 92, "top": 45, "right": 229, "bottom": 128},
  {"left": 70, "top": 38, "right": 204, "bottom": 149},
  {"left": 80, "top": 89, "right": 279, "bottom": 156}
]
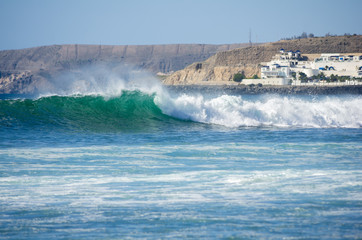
[{"left": 0, "top": 75, "right": 361, "bottom": 239}]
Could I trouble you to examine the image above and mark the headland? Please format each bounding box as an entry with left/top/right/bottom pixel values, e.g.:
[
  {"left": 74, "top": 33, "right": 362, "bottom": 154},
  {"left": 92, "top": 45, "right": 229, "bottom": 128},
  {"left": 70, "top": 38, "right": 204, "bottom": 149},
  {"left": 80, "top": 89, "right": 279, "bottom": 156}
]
[
  {"left": 0, "top": 35, "right": 361, "bottom": 94},
  {"left": 163, "top": 35, "right": 362, "bottom": 86}
]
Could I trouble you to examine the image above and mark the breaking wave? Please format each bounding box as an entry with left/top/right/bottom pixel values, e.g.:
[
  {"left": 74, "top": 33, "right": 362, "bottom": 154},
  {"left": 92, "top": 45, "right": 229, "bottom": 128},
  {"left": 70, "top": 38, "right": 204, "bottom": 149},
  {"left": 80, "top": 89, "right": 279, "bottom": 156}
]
[
  {"left": 158, "top": 93, "right": 362, "bottom": 128},
  {"left": 1, "top": 90, "right": 361, "bottom": 131},
  {"left": 1, "top": 66, "right": 361, "bottom": 131}
]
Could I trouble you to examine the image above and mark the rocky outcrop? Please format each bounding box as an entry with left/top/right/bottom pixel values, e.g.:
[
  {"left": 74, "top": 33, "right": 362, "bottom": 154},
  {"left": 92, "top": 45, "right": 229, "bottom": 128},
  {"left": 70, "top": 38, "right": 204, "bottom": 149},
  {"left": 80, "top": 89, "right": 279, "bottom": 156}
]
[
  {"left": 0, "top": 43, "right": 249, "bottom": 94},
  {"left": 0, "top": 71, "right": 35, "bottom": 93},
  {"left": 164, "top": 35, "right": 362, "bottom": 85}
]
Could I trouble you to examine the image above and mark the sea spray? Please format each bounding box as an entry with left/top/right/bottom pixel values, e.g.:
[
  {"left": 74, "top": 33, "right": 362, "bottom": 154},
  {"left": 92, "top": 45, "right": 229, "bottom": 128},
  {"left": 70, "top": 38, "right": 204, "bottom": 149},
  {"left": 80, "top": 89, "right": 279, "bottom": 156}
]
[{"left": 35, "top": 65, "right": 165, "bottom": 97}]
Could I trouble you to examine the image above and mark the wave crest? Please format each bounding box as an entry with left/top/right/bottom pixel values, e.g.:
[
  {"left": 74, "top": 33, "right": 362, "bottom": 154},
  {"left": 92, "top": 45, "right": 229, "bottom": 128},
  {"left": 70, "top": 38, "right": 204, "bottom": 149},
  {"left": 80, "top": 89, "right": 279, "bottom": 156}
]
[{"left": 0, "top": 91, "right": 176, "bottom": 132}]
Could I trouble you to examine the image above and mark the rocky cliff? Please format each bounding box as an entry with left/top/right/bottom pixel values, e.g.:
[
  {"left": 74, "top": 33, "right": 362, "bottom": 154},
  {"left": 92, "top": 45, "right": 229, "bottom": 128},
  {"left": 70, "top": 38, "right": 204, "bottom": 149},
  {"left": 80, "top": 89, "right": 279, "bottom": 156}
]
[
  {"left": 164, "top": 35, "right": 362, "bottom": 85},
  {"left": 0, "top": 43, "right": 249, "bottom": 94}
]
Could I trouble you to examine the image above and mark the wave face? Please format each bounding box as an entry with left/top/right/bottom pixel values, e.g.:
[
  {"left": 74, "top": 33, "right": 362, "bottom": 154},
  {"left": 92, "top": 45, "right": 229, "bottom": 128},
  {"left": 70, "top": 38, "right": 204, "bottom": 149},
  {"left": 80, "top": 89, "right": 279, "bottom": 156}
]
[
  {"left": 157, "top": 94, "right": 362, "bottom": 128},
  {"left": 1, "top": 90, "right": 362, "bottom": 132},
  {"left": 0, "top": 91, "right": 177, "bottom": 132}
]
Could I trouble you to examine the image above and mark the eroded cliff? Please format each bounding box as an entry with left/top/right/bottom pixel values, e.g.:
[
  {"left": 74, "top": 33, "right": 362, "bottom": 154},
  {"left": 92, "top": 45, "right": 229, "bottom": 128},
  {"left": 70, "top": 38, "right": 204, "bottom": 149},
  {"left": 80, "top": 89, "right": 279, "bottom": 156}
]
[
  {"left": 164, "top": 35, "right": 362, "bottom": 85},
  {"left": 0, "top": 43, "right": 248, "bottom": 94}
]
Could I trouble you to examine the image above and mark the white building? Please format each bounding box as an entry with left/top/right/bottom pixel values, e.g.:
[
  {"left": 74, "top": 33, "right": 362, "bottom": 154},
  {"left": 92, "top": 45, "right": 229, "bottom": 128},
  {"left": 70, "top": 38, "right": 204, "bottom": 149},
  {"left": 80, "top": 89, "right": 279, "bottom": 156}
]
[
  {"left": 247, "top": 50, "right": 362, "bottom": 86},
  {"left": 259, "top": 49, "right": 317, "bottom": 85},
  {"left": 311, "top": 54, "right": 362, "bottom": 77},
  {"left": 261, "top": 64, "right": 290, "bottom": 79}
]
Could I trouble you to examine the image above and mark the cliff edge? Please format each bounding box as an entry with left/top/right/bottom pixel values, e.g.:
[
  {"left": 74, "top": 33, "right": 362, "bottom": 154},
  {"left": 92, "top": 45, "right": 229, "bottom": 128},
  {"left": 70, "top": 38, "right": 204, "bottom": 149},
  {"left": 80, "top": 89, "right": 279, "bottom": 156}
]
[
  {"left": 0, "top": 43, "right": 249, "bottom": 94},
  {"left": 163, "top": 35, "right": 362, "bottom": 85}
]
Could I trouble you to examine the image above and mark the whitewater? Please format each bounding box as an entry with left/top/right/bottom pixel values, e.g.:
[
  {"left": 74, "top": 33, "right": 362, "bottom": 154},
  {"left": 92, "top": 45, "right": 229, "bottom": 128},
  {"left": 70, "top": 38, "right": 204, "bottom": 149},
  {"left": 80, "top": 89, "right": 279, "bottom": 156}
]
[{"left": 0, "top": 70, "right": 361, "bottom": 239}]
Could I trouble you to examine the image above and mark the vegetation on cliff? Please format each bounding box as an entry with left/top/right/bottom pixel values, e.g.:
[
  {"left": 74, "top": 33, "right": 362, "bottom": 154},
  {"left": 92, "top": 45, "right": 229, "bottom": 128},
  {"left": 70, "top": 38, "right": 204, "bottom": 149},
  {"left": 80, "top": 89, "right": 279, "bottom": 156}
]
[{"left": 233, "top": 72, "right": 245, "bottom": 82}]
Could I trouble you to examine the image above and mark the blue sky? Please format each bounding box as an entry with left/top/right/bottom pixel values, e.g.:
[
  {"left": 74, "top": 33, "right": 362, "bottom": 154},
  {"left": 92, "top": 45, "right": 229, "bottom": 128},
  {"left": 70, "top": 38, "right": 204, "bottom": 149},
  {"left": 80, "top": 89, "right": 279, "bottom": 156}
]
[{"left": 0, "top": 0, "right": 361, "bottom": 50}]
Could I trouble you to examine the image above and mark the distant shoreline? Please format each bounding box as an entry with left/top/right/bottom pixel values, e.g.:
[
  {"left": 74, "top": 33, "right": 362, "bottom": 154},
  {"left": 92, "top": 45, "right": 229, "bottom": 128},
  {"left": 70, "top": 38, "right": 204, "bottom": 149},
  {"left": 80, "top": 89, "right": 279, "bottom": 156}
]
[
  {"left": 1, "top": 85, "right": 361, "bottom": 97},
  {"left": 165, "top": 84, "right": 362, "bottom": 95}
]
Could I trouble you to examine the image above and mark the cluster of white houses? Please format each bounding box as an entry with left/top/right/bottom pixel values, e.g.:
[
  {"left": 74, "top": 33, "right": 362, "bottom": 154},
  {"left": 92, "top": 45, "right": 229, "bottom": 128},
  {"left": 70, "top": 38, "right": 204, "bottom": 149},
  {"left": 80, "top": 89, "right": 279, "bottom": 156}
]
[{"left": 242, "top": 49, "right": 362, "bottom": 85}]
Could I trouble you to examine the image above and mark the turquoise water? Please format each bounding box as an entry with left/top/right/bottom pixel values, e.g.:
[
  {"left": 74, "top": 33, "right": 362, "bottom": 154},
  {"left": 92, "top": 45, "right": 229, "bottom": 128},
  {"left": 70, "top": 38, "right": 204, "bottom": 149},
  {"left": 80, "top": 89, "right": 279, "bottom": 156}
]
[{"left": 0, "top": 85, "right": 361, "bottom": 239}]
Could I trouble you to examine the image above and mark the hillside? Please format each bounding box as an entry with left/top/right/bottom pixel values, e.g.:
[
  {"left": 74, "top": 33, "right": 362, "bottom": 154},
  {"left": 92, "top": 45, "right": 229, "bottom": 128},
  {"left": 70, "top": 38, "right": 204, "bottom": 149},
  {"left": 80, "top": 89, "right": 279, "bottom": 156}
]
[
  {"left": 0, "top": 43, "right": 248, "bottom": 94},
  {"left": 164, "top": 35, "right": 362, "bottom": 85}
]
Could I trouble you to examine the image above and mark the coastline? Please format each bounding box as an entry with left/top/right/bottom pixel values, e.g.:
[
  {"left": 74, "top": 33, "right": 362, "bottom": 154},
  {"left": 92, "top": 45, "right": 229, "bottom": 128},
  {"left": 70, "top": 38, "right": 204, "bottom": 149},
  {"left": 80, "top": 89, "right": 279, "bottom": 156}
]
[{"left": 165, "top": 84, "right": 362, "bottom": 95}]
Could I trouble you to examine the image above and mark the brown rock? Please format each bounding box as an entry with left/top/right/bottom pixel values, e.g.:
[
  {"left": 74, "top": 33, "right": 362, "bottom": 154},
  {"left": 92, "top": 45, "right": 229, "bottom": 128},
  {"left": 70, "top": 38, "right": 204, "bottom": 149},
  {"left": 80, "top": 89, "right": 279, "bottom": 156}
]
[
  {"left": 164, "top": 35, "right": 362, "bottom": 85},
  {"left": 0, "top": 43, "right": 250, "bottom": 94}
]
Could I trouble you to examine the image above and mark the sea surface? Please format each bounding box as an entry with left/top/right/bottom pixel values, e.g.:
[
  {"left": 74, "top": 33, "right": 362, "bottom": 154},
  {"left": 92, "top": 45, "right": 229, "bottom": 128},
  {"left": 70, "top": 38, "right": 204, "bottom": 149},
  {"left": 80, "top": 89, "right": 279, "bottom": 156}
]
[{"left": 0, "top": 77, "right": 361, "bottom": 239}]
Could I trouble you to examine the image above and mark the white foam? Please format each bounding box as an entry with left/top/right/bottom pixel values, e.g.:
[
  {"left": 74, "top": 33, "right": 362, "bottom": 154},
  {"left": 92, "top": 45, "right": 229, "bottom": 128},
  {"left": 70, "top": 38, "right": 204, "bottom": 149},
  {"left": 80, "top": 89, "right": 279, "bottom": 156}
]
[
  {"left": 155, "top": 94, "right": 362, "bottom": 128},
  {"left": 2, "top": 168, "right": 360, "bottom": 211}
]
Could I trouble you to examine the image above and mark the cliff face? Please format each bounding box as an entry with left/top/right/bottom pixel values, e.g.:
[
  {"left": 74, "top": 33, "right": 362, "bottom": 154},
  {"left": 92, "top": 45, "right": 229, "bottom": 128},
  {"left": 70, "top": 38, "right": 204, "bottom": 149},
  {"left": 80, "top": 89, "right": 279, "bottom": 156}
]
[
  {"left": 164, "top": 35, "right": 362, "bottom": 85},
  {"left": 0, "top": 43, "right": 248, "bottom": 94}
]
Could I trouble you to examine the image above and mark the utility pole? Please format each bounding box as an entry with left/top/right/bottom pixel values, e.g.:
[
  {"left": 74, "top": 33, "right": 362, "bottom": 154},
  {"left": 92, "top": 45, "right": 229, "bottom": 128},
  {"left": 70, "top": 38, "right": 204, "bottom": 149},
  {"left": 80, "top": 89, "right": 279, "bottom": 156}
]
[{"left": 249, "top": 29, "right": 252, "bottom": 47}]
